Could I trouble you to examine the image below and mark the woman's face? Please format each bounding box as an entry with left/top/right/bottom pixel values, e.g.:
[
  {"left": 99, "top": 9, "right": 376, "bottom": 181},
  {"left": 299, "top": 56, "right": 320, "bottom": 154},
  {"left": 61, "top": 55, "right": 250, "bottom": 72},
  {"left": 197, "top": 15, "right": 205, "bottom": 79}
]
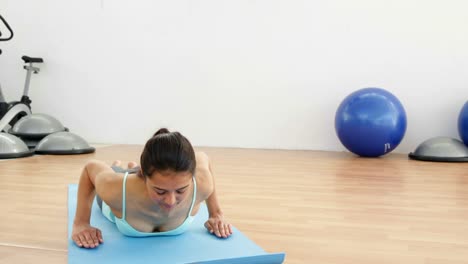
[{"left": 145, "top": 170, "right": 193, "bottom": 212}]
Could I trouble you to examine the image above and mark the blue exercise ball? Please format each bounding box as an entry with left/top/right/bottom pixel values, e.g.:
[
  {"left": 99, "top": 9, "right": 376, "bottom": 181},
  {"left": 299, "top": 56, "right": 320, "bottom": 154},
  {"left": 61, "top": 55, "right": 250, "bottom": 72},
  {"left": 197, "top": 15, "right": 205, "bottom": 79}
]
[
  {"left": 458, "top": 101, "right": 468, "bottom": 146},
  {"left": 335, "top": 87, "right": 407, "bottom": 157}
]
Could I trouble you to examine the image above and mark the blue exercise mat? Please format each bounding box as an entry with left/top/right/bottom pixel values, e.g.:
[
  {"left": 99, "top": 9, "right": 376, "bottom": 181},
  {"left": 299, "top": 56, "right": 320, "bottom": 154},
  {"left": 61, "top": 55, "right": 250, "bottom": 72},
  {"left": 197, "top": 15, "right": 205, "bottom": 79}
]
[{"left": 68, "top": 184, "right": 285, "bottom": 264}]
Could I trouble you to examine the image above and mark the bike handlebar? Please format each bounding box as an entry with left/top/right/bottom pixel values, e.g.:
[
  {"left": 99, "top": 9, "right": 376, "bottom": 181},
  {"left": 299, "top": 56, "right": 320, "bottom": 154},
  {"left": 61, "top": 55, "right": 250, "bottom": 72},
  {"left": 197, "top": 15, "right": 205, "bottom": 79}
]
[{"left": 0, "top": 15, "right": 14, "bottom": 41}]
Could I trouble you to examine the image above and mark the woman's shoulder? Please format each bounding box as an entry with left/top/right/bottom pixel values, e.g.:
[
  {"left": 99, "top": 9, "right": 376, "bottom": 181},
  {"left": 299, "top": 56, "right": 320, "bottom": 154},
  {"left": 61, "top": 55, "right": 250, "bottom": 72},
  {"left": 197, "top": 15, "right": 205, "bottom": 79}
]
[
  {"left": 195, "top": 152, "right": 214, "bottom": 201},
  {"left": 94, "top": 169, "right": 126, "bottom": 211},
  {"left": 195, "top": 151, "right": 210, "bottom": 167},
  {"left": 100, "top": 172, "right": 147, "bottom": 218}
]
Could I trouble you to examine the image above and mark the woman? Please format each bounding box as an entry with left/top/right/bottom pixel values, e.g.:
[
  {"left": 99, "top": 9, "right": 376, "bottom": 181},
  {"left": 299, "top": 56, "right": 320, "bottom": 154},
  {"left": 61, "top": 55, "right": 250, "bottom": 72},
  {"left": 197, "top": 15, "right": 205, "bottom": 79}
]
[{"left": 72, "top": 128, "right": 233, "bottom": 248}]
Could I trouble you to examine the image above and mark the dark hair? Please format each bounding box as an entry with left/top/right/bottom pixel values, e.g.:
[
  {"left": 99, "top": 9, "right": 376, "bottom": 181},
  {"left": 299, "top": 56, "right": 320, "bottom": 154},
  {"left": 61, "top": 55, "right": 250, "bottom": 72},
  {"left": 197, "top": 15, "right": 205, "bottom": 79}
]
[{"left": 139, "top": 128, "right": 196, "bottom": 178}]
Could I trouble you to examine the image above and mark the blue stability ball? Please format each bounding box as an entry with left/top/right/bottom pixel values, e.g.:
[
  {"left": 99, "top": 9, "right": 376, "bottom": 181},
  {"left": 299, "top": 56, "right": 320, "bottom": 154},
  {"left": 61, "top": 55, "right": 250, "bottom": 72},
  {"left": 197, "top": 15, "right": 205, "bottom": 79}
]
[
  {"left": 335, "top": 87, "right": 407, "bottom": 157},
  {"left": 458, "top": 101, "right": 468, "bottom": 146}
]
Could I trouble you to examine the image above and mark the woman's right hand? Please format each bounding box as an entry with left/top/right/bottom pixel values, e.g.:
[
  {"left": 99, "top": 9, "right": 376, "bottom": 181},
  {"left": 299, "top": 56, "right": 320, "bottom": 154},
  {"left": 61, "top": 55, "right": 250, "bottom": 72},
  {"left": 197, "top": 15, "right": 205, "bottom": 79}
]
[{"left": 72, "top": 222, "right": 104, "bottom": 248}]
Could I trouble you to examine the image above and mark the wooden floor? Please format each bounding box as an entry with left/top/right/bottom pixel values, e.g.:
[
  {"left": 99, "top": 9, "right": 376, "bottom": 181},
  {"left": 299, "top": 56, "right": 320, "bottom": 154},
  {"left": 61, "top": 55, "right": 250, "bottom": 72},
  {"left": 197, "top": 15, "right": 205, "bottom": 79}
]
[{"left": 1, "top": 145, "right": 468, "bottom": 264}]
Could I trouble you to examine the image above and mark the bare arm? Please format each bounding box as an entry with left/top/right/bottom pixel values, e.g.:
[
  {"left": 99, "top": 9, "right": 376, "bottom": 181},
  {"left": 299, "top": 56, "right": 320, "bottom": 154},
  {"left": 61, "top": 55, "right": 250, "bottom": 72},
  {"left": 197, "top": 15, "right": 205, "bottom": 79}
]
[
  {"left": 74, "top": 160, "right": 114, "bottom": 224},
  {"left": 72, "top": 160, "right": 117, "bottom": 248},
  {"left": 203, "top": 156, "right": 233, "bottom": 238},
  {"left": 205, "top": 162, "right": 223, "bottom": 218},
  {"left": 74, "top": 163, "right": 97, "bottom": 225}
]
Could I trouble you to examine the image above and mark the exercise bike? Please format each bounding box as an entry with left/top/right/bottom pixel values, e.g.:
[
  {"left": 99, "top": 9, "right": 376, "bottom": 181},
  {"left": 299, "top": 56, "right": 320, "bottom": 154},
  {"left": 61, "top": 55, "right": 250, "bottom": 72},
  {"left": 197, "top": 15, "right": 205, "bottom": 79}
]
[
  {"left": 0, "top": 56, "right": 43, "bottom": 133},
  {"left": 0, "top": 14, "right": 95, "bottom": 158}
]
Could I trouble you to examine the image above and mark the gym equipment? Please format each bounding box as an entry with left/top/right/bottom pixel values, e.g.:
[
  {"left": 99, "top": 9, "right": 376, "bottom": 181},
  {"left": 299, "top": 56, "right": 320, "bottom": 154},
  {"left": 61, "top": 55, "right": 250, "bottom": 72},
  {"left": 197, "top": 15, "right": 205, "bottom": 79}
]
[
  {"left": 458, "top": 101, "right": 468, "bottom": 146},
  {"left": 0, "top": 133, "right": 32, "bottom": 159},
  {"left": 9, "top": 113, "right": 68, "bottom": 148},
  {"left": 409, "top": 101, "right": 468, "bottom": 162},
  {"left": 68, "top": 184, "right": 286, "bottom": 264},
  {"left": 0, "top": 14, "right": 95, "bottom": 158},
  {"left": 35, "top": 131, "right": 95, "bottom": 155},
  {"left": 335, "top": 87, "right": 407, "bottom": 157},
  {"left": 409, "top": 137, "right": 468, "bottom": 162},
  {"left": 0, "top": 14, "right": 34, "bottom": 158},
  {"left": 10, "top": 113, "right": 66, "bottom": 138},
  {"left": 0, "top": 14, "right": 14, "bottom": 55}
]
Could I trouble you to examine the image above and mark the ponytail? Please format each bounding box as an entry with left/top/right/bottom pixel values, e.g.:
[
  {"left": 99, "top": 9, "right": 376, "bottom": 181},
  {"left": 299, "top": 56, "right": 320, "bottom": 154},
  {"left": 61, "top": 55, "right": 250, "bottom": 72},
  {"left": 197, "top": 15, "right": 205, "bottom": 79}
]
[
  {"left": 139, "top": 128, "right": 196, "bottom": 178},
  {"left": 153, "top": 128, "right": 170, "bottom": 137}
]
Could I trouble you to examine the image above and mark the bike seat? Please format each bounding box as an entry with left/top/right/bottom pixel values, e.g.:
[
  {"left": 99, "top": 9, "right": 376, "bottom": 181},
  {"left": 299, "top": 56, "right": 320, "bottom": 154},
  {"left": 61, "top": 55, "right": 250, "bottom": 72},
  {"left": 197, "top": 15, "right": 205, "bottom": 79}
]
[{"left": 22, "top": 56, "right": 44, "bottom": 63}]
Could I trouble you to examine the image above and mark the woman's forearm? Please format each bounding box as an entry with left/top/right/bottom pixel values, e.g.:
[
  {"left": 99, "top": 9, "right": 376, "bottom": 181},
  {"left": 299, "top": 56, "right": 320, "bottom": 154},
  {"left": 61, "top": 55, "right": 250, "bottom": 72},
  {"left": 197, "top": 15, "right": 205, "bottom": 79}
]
[
  {"left": 73, "top": 164, "right": 96, "bottom": 224},
  {"left": 204, "top": 158, "right": 224, "bottom": 217},
  {"left": 206, "top": 188, "right": 223, "bottom": 217}
]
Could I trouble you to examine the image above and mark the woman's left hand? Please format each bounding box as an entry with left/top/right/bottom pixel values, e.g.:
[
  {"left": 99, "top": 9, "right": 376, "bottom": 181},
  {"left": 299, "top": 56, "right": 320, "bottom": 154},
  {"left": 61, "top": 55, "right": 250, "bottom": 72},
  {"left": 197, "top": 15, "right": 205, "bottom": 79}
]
[{"left": 204, "top": 214, "right": 233, "bottom": 238}]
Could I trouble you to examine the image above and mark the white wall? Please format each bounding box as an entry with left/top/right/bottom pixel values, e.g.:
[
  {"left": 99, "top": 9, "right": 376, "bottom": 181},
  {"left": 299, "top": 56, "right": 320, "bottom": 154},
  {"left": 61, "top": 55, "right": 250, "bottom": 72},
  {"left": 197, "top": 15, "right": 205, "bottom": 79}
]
[{"left": 0, "top": 0, "right": 467, "bottom": 153}]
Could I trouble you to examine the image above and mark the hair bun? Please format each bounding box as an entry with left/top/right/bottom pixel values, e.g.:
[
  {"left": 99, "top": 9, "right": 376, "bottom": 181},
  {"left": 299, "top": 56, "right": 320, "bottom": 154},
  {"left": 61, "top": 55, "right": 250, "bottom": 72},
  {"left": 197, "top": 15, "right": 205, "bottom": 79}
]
[{"left": 153, "top": 128, "right": 170, "bottom": 137}]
